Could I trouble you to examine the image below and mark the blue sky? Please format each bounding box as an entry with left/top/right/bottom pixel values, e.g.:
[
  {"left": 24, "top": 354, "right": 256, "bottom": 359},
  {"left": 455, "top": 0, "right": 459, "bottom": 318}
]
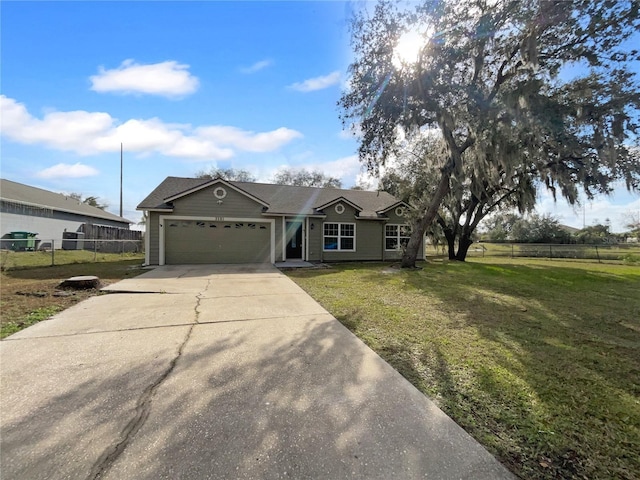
[{"left": 1, "top": 1, "right": 638, "bottom": 231}]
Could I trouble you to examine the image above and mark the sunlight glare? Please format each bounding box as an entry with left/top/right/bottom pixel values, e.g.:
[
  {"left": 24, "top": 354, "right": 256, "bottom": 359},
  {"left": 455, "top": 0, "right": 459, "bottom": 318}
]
[{"left": 393, "top": 30, "right": 425, "bottom": 68}]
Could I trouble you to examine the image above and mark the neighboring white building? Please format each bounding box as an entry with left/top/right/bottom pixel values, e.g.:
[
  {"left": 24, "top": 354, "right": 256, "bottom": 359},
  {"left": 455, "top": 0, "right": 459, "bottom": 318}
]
[{"left": 1, "top": 179, "right": 132, "bottom": 250}]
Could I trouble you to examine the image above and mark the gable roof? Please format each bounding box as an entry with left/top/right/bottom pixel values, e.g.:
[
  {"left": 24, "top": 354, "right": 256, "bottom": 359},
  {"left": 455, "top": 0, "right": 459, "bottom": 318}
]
[
  {"left": 0, "top": 179, "right": 132, "bottom": 224},
  {"left": 164, "top": 178, "right": 270, "bottom": 207},
  {"left": 376, "top": 200, "right": 411, "bottom": 214},
  {"left": 137, "top": 176, "right": 402, "bottom": 218},
  {"left": 314, "top": 196, "right": 363, "bottom": 213}
]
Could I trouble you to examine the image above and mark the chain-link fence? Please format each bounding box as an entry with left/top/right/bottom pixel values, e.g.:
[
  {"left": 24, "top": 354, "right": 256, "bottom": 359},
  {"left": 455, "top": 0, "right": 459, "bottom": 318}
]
[
  {"left": 1, "top": 238, "right": 144, "bottom": 270},
  {"left": 459, "top": 242, "right": 640, "bottom": 263}
]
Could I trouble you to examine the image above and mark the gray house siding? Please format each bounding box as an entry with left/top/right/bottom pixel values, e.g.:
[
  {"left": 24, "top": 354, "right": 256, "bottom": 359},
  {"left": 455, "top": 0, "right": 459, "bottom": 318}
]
[
  {"left": 148, "top": 212, "right": 161, "bottom": 265},
  {"left": 320, "top": 203, "right": 379, "bottom": 262},
  {"left": 274, "top": 216, "right": 284, "bottom": 262},
  {"left": 307, "top": 219, "right": 323, "bottom": 261},
  {"left": 171, "top": 186, "right": 265, "bottom": 218},
  {"left": 139, "top": 177, "right": 421, "bottom": 265},
  {"left": 321, "top": 202, "right": 358, "bottom": 223},
  {"left": 322, "top": 219, "right": 384, "bottom": 262},
  {"left": 150, "top": 184, "right": 275, "bottom": 265}
]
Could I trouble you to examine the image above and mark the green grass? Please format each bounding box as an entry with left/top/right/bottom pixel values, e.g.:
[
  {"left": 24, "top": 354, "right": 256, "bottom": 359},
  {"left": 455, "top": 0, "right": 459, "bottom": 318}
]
[
  {"left": 286, "top": 258, "right": 640, "bottom": 480},
  {"left": 0, "top": 306, "right": 65, "bottom": 338},
  {"left": 1, "top": 249, "right": 143, "bottom": 270}
]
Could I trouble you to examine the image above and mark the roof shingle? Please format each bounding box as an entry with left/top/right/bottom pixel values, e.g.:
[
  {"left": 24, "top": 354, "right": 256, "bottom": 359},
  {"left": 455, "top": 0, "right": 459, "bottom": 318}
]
[
  {"left": 137, "top": 176, "right": 401, "bottom": 218},
  {"left": 1, "top": 179, "right": 132, "bottom": 224}
]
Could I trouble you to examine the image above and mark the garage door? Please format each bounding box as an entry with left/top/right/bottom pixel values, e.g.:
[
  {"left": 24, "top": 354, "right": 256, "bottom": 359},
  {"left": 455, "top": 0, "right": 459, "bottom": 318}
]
[{"left": 165, "top": 220, "right": 271, "bottom": 264}]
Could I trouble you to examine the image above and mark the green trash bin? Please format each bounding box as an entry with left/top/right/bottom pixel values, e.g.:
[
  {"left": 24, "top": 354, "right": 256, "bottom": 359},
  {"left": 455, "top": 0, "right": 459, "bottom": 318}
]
[{"left": 10, "top": 231, "right": 38, "bottom": 251}]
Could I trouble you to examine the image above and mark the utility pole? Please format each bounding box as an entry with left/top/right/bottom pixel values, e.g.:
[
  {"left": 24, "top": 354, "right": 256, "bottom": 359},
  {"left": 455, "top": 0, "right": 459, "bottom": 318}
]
[{"left": 120, "top": 143, "right": 123, "bottom": 218}]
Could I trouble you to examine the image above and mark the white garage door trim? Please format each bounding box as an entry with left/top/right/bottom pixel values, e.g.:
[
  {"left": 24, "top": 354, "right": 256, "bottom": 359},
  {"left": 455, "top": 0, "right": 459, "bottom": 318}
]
[{"left": 159, "top": 215, "right": 275, "bottom": 265}]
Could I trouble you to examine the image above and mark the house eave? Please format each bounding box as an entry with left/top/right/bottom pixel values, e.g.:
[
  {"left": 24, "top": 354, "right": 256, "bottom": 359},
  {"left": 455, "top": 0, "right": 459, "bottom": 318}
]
[
  {"left": 376, "top": 200, "right": 411, "bottom": 215},
  {"left": 164, "top": 178, "right": 270, "bottom": 207},
  {"left": 315, "top": 196, "right": 363, "bottom": 212},
  {"left": 137, "top": 207, "right": 174, "bottom": 212},
  {"left": 261, "top": 212, "right": 327, "bottom": 219}
]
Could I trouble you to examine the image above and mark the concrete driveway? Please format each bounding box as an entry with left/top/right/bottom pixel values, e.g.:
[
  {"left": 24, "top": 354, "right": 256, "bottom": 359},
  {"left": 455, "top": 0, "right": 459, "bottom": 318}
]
[{"left": 1, "top": 264, "right": 513, "bottom": 480}]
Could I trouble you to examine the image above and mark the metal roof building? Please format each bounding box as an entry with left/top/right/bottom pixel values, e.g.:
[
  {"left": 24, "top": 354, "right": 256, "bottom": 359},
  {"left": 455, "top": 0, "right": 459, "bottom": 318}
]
[{"left": 1, "top": 178, "right": 132, "bottom": 250}]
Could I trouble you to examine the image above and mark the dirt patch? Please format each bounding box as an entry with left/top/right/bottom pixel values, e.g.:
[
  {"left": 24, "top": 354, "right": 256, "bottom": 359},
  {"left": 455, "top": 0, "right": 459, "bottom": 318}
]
[{"left": 0, "top": 259, "right": 146, "bottom": 338}]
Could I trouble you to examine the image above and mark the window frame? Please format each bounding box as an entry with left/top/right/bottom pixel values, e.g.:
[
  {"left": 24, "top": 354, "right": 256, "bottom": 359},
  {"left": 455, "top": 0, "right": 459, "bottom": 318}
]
[
  {"left": 385, "top": 224, "right": 411, "bottom": 251},
  {"left": 323, "top": 222, "right": 356, "bottom": 252}
]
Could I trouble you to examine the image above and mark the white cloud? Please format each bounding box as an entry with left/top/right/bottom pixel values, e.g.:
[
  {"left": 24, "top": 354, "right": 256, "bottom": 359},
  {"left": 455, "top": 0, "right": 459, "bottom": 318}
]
[
  {"left": 196, "top": 126, "right": 302, "bottom": 152},
  {"left": 0, "top": 96, "right": 115, "bottom": 155},
  {"left": 0, "top": 95, "right": 301, "bottom": 161},
  {"left": 250, "top": 155, "right": 363, "bottom": 186},
  {"left": 536, "top": 188, "right": 640, "bottom": 233},
  {"left": 308, "top": 154, "right": 361, "bottom": 180},
  {"left": 36, "top": 163, "right": 99, "bottom": 179},
  {"left": 240, "top": 59, "right": 273, "bottom": 74},
  {"left": 289, "top": 71, "right": 341, "bottom": 92},
  {"left": 90, "top": 59, "right": 199, "bottom": 97}
]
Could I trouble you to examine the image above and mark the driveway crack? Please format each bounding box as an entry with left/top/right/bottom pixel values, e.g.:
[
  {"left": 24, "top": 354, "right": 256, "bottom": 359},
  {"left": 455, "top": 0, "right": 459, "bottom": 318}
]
[
  {"left": 88, "top": 325, "right": 197, "bottom": 479},
  {"left": 194, "top": 278, "right": 211, "bottom": 324},
  {"left": 87, "top": 280, "right": 211, "bottom": 479}
]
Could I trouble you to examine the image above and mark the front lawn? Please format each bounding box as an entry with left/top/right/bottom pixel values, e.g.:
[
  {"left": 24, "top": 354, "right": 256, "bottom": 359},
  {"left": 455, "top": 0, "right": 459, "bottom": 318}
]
[
  {"left": 0, "top": 258, "right": 146, "bottom": 339},
  {"left": 286, "top": 259, "right": 640, "bottom": 480}
]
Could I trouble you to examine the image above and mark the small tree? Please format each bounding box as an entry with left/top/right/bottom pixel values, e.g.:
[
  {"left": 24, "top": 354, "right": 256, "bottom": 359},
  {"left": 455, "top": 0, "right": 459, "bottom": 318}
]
[
  {"left": 196, "top": 167, "right": 257, "bottom": 182},
  {"left": 509, "top": 214, "right": 570, "bottom": 243},
  {"left": 67, "top": 193, "right": 108, "bottom": 210},
  {"left": 481, "top": 213, "right": 521, "bottom": 242},
  {"left": 575, "top": 223, "right": 614, "bottom": 244},
  {"left": 271, "top": 168, "right": 342, "bottom": 188},
  {"left": 621, "top": 210, "right": 640, "bottom": 236}
]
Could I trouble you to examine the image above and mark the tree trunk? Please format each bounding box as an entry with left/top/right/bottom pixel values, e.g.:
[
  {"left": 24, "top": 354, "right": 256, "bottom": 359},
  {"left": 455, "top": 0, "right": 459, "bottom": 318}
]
[
  {"left": 444, "top": 228, "right": 456, "bottom": 259},
  {"left": 455, "top": 234, "right": 474, "bottom": 261},
  {"left": 401, "top": 171, "right": 452, "bottom": 268}
]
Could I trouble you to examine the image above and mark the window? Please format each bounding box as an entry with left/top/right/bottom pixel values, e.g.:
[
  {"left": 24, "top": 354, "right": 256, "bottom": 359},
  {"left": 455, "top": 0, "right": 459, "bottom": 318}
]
[
  {"left": 386, "top": 224, "right": 411, "bottom": 250},
  {"left": 323, "top": 222, "right": 355, "bottom": 251}
]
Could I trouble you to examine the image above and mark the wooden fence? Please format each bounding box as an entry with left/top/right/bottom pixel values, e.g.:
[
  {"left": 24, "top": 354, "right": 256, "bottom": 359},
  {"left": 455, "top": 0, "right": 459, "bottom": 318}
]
[{"left": 78, "top": 224, "right": 143, "bottom": 253}]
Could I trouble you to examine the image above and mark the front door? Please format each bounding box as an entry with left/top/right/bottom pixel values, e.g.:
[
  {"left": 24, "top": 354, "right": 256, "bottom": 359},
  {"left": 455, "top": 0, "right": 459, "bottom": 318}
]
[{"left": 285, "top": 221, "right": 303, "bottom": 259}]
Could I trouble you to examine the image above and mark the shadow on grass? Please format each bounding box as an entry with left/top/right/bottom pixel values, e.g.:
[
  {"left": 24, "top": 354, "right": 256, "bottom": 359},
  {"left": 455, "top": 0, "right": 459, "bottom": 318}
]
[
  {"left": 290, "top": 261, "right": 640, "bottom": 480},
  {"left": 407, "top": 262, "right": 639, "bottom": 479}
]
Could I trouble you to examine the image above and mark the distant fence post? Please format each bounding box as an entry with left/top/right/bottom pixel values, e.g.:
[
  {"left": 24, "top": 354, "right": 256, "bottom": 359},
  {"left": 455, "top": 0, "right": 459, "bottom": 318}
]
[
  {"left": 51, "top": 240, "right": 55, "bottom": 266},
  {"left": 595, "top": 245, "right": 600, "bottom": 263},
  {"left": 549, "top": 244, "right": 553, "bottom": 259},
  {"left": 511, "top": 244, "right": 514, "bottom": 258},
  {"left": 94, "top": 240, "right": 97, "bottom": 262}
]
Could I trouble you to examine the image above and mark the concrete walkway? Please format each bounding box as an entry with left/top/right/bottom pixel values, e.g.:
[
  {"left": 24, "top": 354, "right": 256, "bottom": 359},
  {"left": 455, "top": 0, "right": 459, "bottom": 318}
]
[{"left": 1, "top": 264, "right": 514, "bottom": 480}]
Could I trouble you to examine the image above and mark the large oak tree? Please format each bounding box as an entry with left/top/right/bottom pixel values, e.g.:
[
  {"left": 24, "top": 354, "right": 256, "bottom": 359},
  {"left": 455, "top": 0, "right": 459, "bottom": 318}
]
[{"left": 340, "top": 0, "right": 640, "bottom": 267}]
